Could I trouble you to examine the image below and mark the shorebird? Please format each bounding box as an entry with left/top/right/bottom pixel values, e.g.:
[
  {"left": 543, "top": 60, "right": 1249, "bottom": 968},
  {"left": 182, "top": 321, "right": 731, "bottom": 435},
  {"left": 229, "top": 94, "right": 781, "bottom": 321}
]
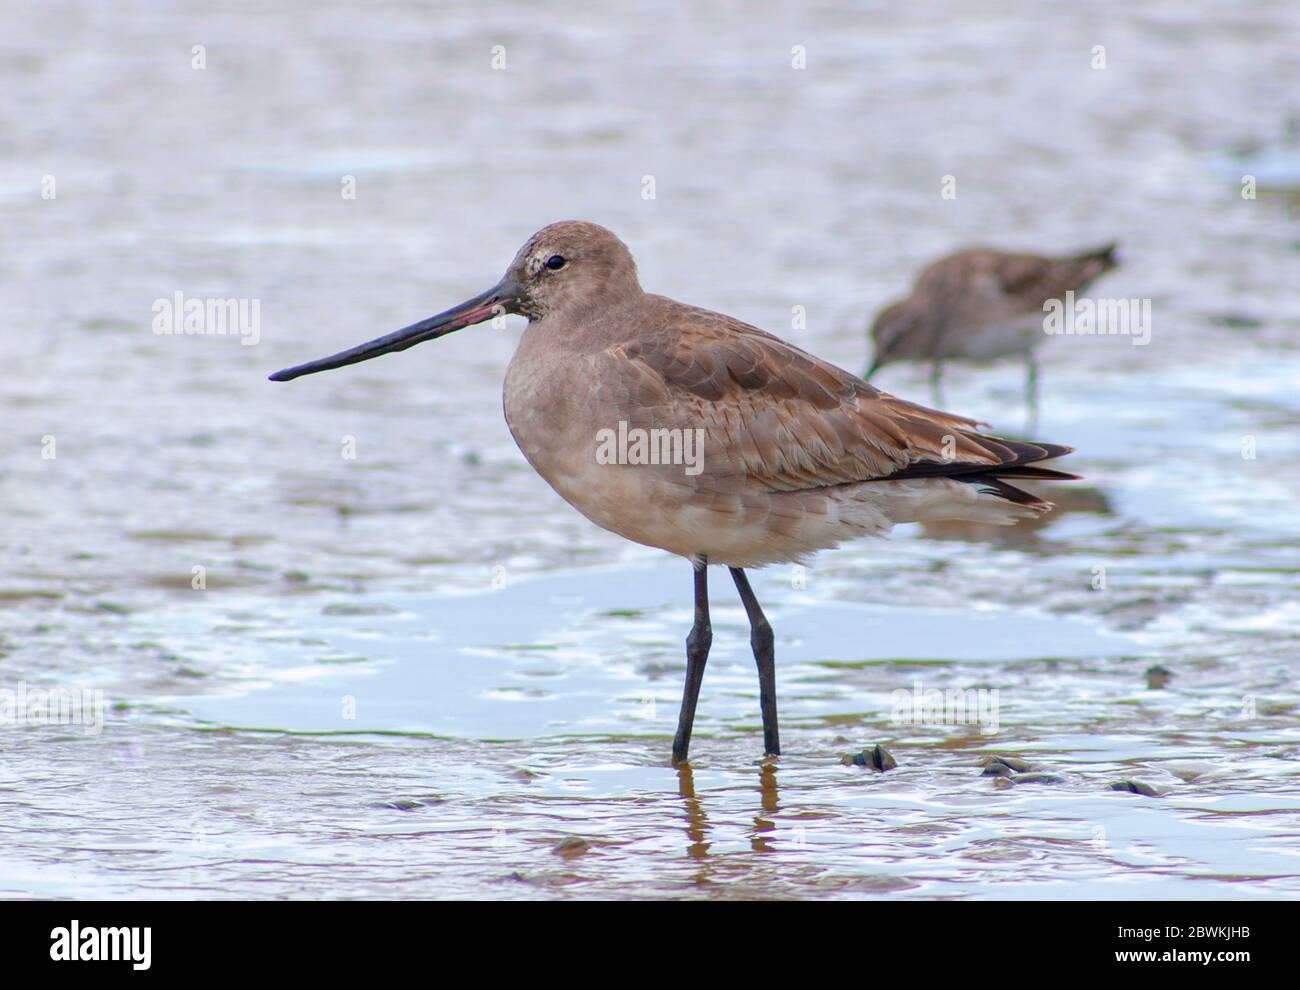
[
  {"left": 271, "top": 222, "right": 1077, "bottom": 764},
  {"left": 865, "top": 244, "right": 1119, "bottom": 424}
]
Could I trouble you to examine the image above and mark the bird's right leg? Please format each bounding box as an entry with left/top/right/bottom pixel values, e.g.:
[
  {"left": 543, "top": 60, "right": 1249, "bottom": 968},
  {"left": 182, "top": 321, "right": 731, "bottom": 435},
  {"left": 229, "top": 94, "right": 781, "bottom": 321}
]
[
  {"left": 929, "top": 358, "right": 945, "bottom": 407},
  {"left": 730, "top": 567, "right": 780, "bottom": 757},
  {"left": 672, "top": 556, "right": 712, "bottom": 765}
]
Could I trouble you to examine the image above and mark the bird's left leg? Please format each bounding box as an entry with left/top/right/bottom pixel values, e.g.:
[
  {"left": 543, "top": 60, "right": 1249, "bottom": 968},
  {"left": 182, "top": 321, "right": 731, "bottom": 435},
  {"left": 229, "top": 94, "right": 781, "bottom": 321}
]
[
  {"left": 1025, "top": 351, "right": 1040, "bottom": 435},
  {"left": 730, "top": 567, "right": 780, "bottom": 757}
]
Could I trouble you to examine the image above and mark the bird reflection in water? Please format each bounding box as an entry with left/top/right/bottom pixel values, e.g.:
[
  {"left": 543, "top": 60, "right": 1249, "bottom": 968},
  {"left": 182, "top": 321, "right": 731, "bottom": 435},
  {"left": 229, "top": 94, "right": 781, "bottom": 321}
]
[{"left": 675, "top": 760, "right": 784, "bottom": 863}]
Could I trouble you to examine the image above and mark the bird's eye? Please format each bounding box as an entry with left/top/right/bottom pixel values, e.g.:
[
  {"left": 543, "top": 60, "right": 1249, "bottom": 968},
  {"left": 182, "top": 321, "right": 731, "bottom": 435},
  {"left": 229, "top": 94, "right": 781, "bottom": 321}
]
[{"left": 545, "top": 254, "right": 566, "bottom": 271}]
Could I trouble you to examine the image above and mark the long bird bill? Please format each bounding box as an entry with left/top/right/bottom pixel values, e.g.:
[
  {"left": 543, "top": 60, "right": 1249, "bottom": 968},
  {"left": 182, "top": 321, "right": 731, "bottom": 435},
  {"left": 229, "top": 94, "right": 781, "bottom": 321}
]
[{"left": 268, "top": 280, "right": 514, "bottom": 382}]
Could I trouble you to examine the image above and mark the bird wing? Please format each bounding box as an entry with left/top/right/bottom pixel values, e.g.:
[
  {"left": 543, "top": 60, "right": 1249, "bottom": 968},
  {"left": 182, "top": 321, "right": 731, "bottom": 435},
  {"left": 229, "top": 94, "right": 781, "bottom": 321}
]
[
  {"left": 926, "top": 249, "right": 1111, "bottom": 312},
  {"left": 602, "top": 302, "right": 1069, "bottom": 494}
]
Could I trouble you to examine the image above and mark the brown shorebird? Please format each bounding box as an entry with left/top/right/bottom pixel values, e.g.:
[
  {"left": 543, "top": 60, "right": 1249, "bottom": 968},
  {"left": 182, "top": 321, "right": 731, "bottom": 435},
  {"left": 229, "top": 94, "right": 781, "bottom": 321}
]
[
  {"left": 271, "top": 222, "right": 1077, "bottom": 764},
  {"left": 865, "top": 244, "right": 1119, "bottom": 423}
]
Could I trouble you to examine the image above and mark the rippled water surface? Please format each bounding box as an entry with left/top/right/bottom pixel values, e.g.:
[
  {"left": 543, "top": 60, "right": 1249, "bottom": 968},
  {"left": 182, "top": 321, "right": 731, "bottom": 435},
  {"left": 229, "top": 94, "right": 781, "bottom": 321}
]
[{"left": 2, "top": 0, "right": 1299, "bottom": 899}]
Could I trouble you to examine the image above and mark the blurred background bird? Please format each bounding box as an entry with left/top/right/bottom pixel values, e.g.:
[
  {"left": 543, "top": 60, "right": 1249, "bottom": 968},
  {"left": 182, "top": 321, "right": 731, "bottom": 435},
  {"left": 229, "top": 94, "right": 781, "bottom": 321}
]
[{"left": 865, "top": 244, "right": 1120, "bottom": 430}]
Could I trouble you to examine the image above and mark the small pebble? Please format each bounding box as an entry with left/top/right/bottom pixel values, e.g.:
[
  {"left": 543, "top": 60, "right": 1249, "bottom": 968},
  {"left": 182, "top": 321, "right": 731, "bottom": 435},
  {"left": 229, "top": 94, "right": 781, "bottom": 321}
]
[
  {"left": 1008, "top": 772, "right": 1066, "bottom": 785},
  {"left": 1111, "top": 779, "right": 1162, "bottom": 797},
  {"left": 979, "top": 755, "right": 1034, "bottom": 773},
  {"left": 1145, "top": 664, "right": 1174, "bottom": 689},
  {"left": 844, "top": 744, "right": 897, "bottom": 771},
  {"left": 382, "top": 794, "right": 444, "bottom": 810},
  {"left": 552, "top": 836, "right": 590, "bottom": 858}
]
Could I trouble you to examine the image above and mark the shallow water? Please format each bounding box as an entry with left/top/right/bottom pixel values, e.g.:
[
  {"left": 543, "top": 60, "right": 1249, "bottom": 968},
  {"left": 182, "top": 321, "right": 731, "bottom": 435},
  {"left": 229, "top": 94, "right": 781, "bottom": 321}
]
[{"left": 2, "top": 0, "right": 1299, "bottom": 899}]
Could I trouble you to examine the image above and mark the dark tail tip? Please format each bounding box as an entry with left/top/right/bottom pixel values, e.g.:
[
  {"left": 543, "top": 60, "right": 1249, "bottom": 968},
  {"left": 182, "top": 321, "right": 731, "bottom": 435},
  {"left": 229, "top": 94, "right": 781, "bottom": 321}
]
[{"left": 1033, "top": 442, "right": 1074, "bottom": 460}]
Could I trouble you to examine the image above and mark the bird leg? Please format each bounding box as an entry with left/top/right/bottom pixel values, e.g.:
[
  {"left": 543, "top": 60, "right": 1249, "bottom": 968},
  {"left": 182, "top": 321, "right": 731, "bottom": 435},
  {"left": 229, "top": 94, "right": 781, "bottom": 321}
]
[
  {"left": 929, "top": 358, "right": 945, "bottom": 407},
  {"left": 730, "top": 567, "right": 780, "bottom": 757},
  {"left": 1025, "top": 352, "right": 1040, "bottom": 435},
  {"left": 672, "top": 556, "right": 712, "bottom": 764}
]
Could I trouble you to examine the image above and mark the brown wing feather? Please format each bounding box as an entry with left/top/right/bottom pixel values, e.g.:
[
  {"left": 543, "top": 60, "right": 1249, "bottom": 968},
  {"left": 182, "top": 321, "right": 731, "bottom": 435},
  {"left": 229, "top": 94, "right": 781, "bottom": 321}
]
[
  {"left": 613, "top": 300, "right": 1074, "bottom": 495},
  {"left": 920, "top": 248, "right": 1117, "bottom": 315}
]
